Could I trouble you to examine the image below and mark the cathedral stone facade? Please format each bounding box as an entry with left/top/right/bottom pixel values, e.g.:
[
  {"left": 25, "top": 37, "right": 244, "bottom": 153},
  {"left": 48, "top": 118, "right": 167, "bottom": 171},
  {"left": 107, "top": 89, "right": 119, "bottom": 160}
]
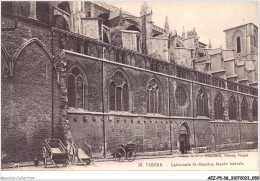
[{"left": 1, "top": 1, "right": 258, "bottom": 163}]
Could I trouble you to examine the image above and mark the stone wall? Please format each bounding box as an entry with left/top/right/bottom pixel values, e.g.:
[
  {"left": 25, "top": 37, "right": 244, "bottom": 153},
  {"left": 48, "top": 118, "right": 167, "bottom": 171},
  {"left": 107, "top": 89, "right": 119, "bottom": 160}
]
[
  {"left": 1, "top": 12, "right": 258, "bottom": 164},
  {"left": 65, "top": 51, "right": 257, "bottom": 157},
  {"left": 172, "top": 48, "right": 193, "bottom": 68},
  {"left": 147, "top": 38, "right": 169, "bottom": 62},
  {"left": 81, "top": 19, "right": 100, "bottom": 40},
  {"left": 1, "top": 14, "right": 63, "bottom": 163}
]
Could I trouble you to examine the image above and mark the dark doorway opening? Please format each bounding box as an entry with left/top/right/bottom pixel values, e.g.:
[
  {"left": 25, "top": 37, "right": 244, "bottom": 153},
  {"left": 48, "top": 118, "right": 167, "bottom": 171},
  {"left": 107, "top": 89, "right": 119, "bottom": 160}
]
[{"left": 179, "top": 123, "right": 190, "bottom": 154}]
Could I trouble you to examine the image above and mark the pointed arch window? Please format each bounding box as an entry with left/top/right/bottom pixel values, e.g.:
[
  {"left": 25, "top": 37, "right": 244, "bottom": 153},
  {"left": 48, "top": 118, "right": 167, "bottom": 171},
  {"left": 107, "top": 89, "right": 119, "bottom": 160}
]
[
  {"left": 147, "top": 79, "right": 162, "bottom": 114},
  {"left": 253, "top": 99, "right": 258, "bottom": 121},
  {"left": 68, "top": 66, "right": 84, "bottom": 108},
  {"left": 197, "top": 89, "right": 208, "bottom": 117},
  {"left": 214, "top": 93, "right": 224, "bottom": 120},
  {"left": 229, "top": 95, "right": 237, "bottom": 120},
  {"left": 109, "top": 71, "right": 129, "bottom": 111},
  {"left": 237, "top": 37, "right": 241, "bottom": 53},
  {"left": 241, "top": 97, "right": 248, "bottom": 121}
]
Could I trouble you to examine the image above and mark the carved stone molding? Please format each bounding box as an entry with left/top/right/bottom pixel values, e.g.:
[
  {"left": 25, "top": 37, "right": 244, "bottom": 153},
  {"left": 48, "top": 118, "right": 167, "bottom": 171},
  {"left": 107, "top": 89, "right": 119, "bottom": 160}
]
[{"left": 55, "top": 50, "right": 73, "bottom": 146}]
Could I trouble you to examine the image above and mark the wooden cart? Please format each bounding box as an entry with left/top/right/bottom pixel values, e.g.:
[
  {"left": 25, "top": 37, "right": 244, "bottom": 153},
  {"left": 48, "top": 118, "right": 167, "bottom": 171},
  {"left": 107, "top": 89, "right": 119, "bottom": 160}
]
[
  {"left": 42, "top": 139, "right": 69, "bottom": 168},
  {"left": 112, "top": 138, "right": 143, "bottom": 162},
  {"left": 69, "top": 141, "right": 94, "bottom": 166}
]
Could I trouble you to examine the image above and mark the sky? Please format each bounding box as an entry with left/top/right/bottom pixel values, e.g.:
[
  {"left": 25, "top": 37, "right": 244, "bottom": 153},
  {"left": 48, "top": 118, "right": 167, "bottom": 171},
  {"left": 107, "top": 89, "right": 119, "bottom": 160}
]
[{"left": 107, "top": 1, "right": 258, "bottom": 49}]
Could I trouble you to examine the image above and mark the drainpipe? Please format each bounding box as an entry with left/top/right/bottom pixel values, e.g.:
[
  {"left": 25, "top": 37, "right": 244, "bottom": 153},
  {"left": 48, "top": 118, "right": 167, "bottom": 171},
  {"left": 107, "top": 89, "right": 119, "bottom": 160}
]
[
  {"left": 237, "top": 94, "right": 241, "bottom": 150},
  {"left": 102, "top": 61, "right": 106, "bottom": 158},
  {"left": 168, "top": 77, "right": 172, "bottom": 154},
  {"left": 51, "top": 27, "right": 54, "bottom": 139},
  {"left": 192, "top": 71, "right": 196, "bottom": 150}
]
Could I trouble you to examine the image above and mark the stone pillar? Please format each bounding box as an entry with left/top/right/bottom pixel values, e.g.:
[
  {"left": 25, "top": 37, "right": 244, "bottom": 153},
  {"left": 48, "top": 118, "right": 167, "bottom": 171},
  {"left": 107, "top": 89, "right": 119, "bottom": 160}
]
[
  {"left": 90, "top": 3, "right": 94, "bottom": 18},
  {"left": 29, "top": 1, "right": 37, "bottom": 20},
  {"left": 57, "top": 51, "right": 73, "bottom": 146}
]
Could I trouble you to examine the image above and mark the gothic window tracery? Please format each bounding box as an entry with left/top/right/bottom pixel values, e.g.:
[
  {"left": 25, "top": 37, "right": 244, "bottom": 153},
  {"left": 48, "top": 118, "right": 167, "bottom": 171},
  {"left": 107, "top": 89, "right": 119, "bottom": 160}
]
[
  {"left": 197, "top": 88, "right": 208, "bottom": 117},
  {"left": 109, "top": 71, "right": 129, "bottom": 111},
  {"left": 241, "top": 97, "right": 248, "bottom": 121},
  {"left": 214, "top": 93, "right": 224, "bottom": 120},
  {"left": 147, "top": 79, "right": 162, "bottom": 114},
  {"left": 229, "top": 95, "right": 237, "bottom": 120},
  {"left": 68, "top": 66, "right": 85, "bottom": 108}
]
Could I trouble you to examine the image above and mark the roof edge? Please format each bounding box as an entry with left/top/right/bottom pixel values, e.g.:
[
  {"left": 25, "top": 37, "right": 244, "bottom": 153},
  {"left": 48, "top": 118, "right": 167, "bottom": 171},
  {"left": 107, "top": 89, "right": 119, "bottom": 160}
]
[{"left": 223, "top": 23, "right": 258, "bottom": 32}]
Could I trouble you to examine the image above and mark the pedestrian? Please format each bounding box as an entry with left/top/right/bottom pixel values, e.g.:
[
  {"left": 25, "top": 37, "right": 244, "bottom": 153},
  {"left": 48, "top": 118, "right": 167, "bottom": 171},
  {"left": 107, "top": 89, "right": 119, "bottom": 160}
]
[{"left": 34, "top": 157, "right": 39, "bottom": 167}]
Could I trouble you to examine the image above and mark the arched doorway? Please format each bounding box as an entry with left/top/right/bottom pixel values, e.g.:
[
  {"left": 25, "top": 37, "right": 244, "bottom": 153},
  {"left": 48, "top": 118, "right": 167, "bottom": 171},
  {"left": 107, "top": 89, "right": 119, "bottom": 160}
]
[{"left": 179, "top": 123, "right": 190, "bottom": 154}]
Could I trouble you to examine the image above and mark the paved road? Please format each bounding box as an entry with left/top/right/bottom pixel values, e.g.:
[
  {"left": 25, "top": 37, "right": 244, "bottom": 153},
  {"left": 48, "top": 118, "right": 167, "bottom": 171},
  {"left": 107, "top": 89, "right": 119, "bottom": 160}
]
[{"left": 2, "top": 150, "right": 257, "bottom": 171}]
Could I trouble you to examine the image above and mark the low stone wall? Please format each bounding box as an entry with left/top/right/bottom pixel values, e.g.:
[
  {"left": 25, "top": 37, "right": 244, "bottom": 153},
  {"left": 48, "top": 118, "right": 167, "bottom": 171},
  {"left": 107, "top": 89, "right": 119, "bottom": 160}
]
[{"left": 68, "top": 112, "right": 258, "bottom": 158}]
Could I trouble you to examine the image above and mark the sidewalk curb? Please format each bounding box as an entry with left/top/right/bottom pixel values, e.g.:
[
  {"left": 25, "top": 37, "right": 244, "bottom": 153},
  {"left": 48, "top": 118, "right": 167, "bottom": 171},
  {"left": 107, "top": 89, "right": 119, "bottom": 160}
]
[{"left": 1, "top": 149, "right": 257, "bottom": 169}]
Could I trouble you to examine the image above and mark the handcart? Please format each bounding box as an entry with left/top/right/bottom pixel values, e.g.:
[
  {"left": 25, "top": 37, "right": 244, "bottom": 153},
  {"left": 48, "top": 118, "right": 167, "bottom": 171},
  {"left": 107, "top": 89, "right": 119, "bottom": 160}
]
[
  {"left": 42, "top": 139, "right": 69, "bottom": 168},
  {"left": 112, "top": 138, "right": 143, "bottom": 162},
  {"left": 69, "top": 141, "right": 94, "bottom": 166}
]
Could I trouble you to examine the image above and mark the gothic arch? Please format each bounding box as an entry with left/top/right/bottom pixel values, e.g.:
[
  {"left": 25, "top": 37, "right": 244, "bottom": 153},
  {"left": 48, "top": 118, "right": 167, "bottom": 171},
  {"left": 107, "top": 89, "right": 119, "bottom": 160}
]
[
  {"left": 13, "top": 38, "right": 53, "bottom": 65},
  {"left": 1, "top": 44, "right": 10, "bottom": 77},
  {"left": 241, "top": 97, "right": 248, "bottom": 121},
  {"left": 196, "top": 87, "right": 209, "bottom": 117},
  {"left": 178, "top": 122, "right": 191, "bottom": 154},
  {"left": 1, "top": 44, "right": 10, "bottom": 61},
  {"left": 229, "top": 94, "right": 237, "bottom": 120},
  {"left": 146, "top": 77, "right": 163, "bottom": 114},
  {"left": 108, "top": 68, "right": 131, "bottom": 112},
  {"left": 252, "top": 98, "right": 258, "bottom": 121},
  {"left": 178, "top": 122, "right": 191, "bottom": 136},
  {"left": 214, "top": 92, "right": 224, "bottom": 120},
  {"left": 126, "top": 25, "right": 141, "bottom": 32},
  {"left": 67, "top": 62, "right": 87, "bottom": 80},
  {"left": 124, "top": 17, "right": 141, "bottom": 27},
  {"left": 232, "top": 30, "right": 243, "bottom": 53},
  {"left": 146, "top": 75, "right": 164, "bottom": 91},
  {"left": 109, "top": 68, "right": 132, "bottom": 90},
  {"left": 67, "top": 63, "right": 88, "bottom": 109}
]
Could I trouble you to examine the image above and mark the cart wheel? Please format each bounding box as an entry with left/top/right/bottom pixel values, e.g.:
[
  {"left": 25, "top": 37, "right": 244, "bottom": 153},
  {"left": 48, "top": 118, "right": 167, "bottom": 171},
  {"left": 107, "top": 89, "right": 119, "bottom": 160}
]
[
  {"left": 126, "top": 150, "right": 136, "bottom": 162},
  {"left": 68, "top": 145, "right": 75, "bottom": 165},
  {"left": 63, "top": 161, "right": 68, "bottom": 167},
  {"left": 85, "top": 159, "right": 92, "bottom": 165},
  {"left": 42, "top": 147, "right": 47, "bottom": 168},
  {"left": 87, "top": 150, "right": 93, "bottom": 159},
  {"left": 115, "top": 147, "right": 126, "bottom": 162}
]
